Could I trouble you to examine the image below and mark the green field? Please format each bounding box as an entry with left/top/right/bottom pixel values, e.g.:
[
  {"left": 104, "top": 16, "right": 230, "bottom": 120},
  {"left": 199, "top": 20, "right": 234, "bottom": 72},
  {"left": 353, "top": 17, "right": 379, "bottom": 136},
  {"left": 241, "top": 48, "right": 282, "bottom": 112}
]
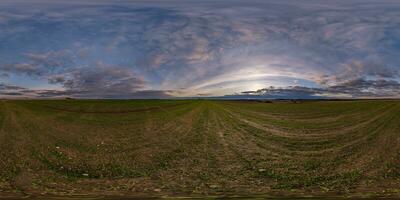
[{"left": 0, "top": 100, "right": 400, "bottom": 199}]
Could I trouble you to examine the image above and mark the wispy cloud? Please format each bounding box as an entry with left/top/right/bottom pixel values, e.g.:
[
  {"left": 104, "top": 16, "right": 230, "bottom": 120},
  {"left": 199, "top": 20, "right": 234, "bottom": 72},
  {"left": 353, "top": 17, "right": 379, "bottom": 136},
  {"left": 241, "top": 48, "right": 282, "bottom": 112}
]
[
  {"left": 1, "top": 0, "right": 400, "bottom": 98},
  {"left": 233, "top": 78, "right": 400, "bottom": 99}
]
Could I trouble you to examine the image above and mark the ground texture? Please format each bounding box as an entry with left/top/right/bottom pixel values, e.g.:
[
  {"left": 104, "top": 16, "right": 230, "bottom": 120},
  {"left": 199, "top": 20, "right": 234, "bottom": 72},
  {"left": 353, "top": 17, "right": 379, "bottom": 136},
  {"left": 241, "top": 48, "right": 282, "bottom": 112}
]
[{"left": 0, "top": 100, "right": 400, "bottom": 198}]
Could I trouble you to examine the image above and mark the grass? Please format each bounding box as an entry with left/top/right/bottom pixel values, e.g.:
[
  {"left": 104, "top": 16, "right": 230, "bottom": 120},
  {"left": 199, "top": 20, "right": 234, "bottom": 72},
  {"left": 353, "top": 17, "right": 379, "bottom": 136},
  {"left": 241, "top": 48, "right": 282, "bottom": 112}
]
[{"left": 0, "top": 99, "right": 399, "bottom": 198}]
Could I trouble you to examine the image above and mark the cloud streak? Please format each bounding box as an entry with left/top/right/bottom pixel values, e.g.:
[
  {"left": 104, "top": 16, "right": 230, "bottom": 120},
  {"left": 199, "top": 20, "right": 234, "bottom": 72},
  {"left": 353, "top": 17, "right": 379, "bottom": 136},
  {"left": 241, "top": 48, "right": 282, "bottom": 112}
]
[
  {"left": 234, "top": 78, "right": 400, "bottom": 99},
  {"left": 1, "top": 0, "right": 400, "bottom": 98}
]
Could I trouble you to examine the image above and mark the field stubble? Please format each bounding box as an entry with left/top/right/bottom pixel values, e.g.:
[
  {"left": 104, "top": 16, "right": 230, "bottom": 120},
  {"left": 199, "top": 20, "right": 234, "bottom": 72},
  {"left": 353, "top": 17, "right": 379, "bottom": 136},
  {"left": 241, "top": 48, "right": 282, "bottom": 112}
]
[{"left": 0, "top": 99, "right": 399, "bottom": 198}]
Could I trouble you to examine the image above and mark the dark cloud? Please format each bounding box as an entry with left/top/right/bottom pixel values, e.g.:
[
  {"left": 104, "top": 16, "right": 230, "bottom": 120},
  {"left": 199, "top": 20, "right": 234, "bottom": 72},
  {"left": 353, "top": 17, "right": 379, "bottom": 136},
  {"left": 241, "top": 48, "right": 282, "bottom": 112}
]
[
  {"left": 31, "top": 89, "right": 173, "bottom": 99},
  {"left": 117, "top": 90, "right": 173, "bottom": 99},
  {"left": 0, "top": 52, "right": 171, "bottom": 98},
  {"left": 0, "top": 50, "right": 73, "bottom": 76},
  {"left": 0, "top": 83, "right": 26, "bottom": 91},
  {"left": 50, "top": 63, "right": 145, "bottom": 97},
  {"left": 0, "top": 60, "right": 173, "bottom": 98},
  {"left": 317, "top": 60, "right": 399, "bottom": 85},
  {"left": 232, "top": 78, "right": 400, "bottom": 99},
  {"left": 235, "top": 86, "right": 327, "bottom": 99},
  {"left": 196, "top": 93, "right": 212, "bottom": 96},
  {"left": 0, "top": 83, "right": 30, "bottom": 98},
  {"left": 0, "top": 82, "right": 172, "bottom": 99},
  {"left": 328, "top": 79, "right": 400, "bottom": 97},
  {"left": 0, "top": 73, "right": 8, "bottom": 77},
  {"left": 1, "top": 51, "right": 152, "bottom": 98},
  {"left": 1, "top": 63, "right": 40, "bottom": 76},
  {"left": 0, "top": 92, "right": 23, "bottom": 96}
]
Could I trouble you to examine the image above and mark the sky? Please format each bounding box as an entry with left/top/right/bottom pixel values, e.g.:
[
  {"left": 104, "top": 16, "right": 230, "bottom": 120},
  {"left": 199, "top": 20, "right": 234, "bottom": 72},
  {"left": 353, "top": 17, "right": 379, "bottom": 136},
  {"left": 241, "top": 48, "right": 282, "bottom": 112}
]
[{"left": 1, "top": 0, "right": 400, "bottom": 99}]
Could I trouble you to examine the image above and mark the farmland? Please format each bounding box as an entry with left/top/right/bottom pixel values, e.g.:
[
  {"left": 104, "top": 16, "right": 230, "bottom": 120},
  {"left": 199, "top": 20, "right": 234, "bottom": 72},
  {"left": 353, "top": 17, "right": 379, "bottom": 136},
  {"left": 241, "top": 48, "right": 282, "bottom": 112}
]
[{"left": 0, "top": 99, "right": 400, "bottom": 199}]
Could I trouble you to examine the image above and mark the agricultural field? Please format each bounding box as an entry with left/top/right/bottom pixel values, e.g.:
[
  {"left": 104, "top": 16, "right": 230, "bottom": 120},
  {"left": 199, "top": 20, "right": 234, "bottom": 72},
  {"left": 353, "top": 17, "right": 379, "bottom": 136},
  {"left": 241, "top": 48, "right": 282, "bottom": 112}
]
[{"left": 0, "top": 99, "right": 400, "bottom": 199}]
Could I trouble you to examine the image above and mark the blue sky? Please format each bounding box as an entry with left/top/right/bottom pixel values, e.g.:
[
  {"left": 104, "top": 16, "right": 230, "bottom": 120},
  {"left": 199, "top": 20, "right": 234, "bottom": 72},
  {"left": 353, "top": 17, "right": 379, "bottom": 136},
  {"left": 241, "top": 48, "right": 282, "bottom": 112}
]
[{"left": 1, "top": 0, "right": 400, "bottom": 98}]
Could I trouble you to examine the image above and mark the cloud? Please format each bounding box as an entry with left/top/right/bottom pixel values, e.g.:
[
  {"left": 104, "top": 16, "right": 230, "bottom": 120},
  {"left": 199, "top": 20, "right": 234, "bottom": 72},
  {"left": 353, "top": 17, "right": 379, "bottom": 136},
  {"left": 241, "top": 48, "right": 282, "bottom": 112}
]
[
  {"left": 0, "top": 83, "right": 30, "bottom": 98},
  {"left": 1, "top": 1, "right": 400, "bottom": 98},
  {"left": 327, "top": 78, "right": 400, "bottom": 97},
  {"left": 30, "top": 89, "right": 173, "bottom": 99},
  {"left": 0, "top": 50, "right": 73, "bottom": 76},
  {"left": 0, "top": 82, "right": 173, "bottom": 99},
  {"left": 120, "top": 90, "right": 173, "bottom": 99},
  {"left": 0, "top": 49, "right": 154, "bottom": 98},
  {"left": 0, "top": 73, "right": 8, "bottom": 77},
  {"left": 234, "top": 86, "right": 330, "bottom": 99},
  {"left": 0, "top": 92, "right": 23, "bottom": 96},
  {"left": 1, "top": 63, "right": 41, "bottom": 76},
  {"left": 0, "top": 83, "right": 26, "bottom": 91},
  {"left": 316, "top": 60, "right": 399, "bottom": 85},
  {"left": 231, "top": 78, "right": 400, "bottom": 99},
  {"left": 50, "top": 63, "right": 146, "bottom": 98}
]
